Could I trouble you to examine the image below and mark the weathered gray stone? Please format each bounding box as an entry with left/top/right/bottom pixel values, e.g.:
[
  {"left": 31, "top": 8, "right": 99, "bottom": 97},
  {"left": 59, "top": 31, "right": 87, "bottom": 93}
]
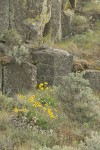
[
  {"left": 9, "top": 0, "right": 51, "bottom": 43},
  {"left": 32, "top": 48, "right": 73, "bottom": 85},
  {"left": 25, "top": 0, "right": 51, "bottom": 42},
  {"left": 61, "top": 0, "right": 75, "bottom": 38},
  {"left": 0, "top": 64, "right": 2, "bottom": 92},
  {"left": 0, "top": 0, "right": 74, "bottom": 43},
  {"left": 61, "top": 10, "right": 74, "bottom": 37},
  {"left": 3, "top": 62, "right": 37, "bottom": 95},
  {"left": 84, "top": 70, "right": 100, "bottom": 92},
  {"left": 49, "top": 0, "right": 62, "bottom": 41},
  {"left": 9, "top": 0, "right": 27, "bottom": 39},
  {"left": 0, "top": 0, "right": 9, "bottom": 39}
]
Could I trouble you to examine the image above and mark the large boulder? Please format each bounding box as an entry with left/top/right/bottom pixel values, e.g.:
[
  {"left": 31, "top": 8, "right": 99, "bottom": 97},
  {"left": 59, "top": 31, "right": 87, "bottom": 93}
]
[
  {"left": 32, "top": 48, "right": 73, "bottom": 86},
  {"left": 3, "top": 62, "right": 37, "bottom": 95},
  {"left": 84, "top": 70, "right": 100, "bottom": 92}
]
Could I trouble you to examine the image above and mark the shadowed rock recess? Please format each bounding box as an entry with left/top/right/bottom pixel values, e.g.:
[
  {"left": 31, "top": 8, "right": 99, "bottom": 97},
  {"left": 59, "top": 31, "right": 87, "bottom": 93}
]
[{"left": 0, "top": 0, "right": 100, "bottom": 95}]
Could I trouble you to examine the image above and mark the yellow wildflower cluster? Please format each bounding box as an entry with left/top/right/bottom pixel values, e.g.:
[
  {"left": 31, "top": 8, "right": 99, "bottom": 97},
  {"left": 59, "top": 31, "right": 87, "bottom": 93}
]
[
  {"left": 13, "top": 107, "right": 28, "bottom": 113},
  {"left": 47, "top": 108, "right": 56, "bottom": 119},
  {"left": 28, "top": 96, "right": 56, "bottom": 119},
  {"left": 29, "top": 95, "right": 35, "bottom": 102},
  {"left": 33, "top": 101, "right": 42, "bottom": 107},
  {"left": 38, "top": 82, "right": 49, "bottom": 90},
  {"left": 17, "top": 94, "right": 26, "bottom": 99},
  {"left": 13, "top": 83, "right": 56, "bottom": 119}
]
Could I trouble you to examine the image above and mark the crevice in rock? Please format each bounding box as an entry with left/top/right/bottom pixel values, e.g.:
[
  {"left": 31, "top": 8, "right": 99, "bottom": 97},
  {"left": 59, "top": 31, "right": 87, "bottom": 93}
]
[
  {"left": 1, "top": 65, "right": 4, "bottom": 94},
  {"left": 43, "top": 21, "right": 50, "bottom": 37},
  {"left": 69, "top": 0, "right": 75, "bottom": 9},
  {"left": 8, "top": 0, "right": 11, "bottom": 30}
]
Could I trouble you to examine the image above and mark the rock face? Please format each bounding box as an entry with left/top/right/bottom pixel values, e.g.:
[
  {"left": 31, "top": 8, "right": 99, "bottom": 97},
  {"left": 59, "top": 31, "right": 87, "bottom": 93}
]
[
  {"left": 0, "top": 0, "right": 52, "bottom": 43},
  {"left": 48, "top": 0, "right": 62, "bottom": 41},
  {"left": 0, "top": 46, "right": 73, "bottom": 95},
  {"left": 0, "top": 0, "right": 9, "bottom": 39},
  {"left": 32, "top": 48, "right": 73, "bottom": 86},
  {"left": 3, "top": 62, "right": 37, "bottom": 95},
  {"left": 0, "top": 0, "right": 77, "bottom": 43},
  {"left": 84, "top": 70, "right": 100, "bottom": 92},
  {"left": 0, "top": 64, "right": 2, "bottom": 92}
]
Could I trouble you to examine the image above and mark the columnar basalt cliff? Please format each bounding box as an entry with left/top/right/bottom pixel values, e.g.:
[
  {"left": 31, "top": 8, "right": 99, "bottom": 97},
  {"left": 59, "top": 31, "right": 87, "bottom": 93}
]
[
  {"left": 0, "top": 46, "right": 73, "bottom": 95},
  {"left": 0, "top": 0, "right": 77, "bottom": 43},
  {"left": 0, "top": 0, "right": 75, "bottom": 95}
]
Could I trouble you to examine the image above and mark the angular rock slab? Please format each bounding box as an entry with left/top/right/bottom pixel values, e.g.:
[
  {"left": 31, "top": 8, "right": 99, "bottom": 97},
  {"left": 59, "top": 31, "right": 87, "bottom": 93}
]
[
  {"left": 84, "top": 70, "right": 100, "bottom": 92},
  {"left": 3, "top": 62, "right": 37, "bottom": 95},
  {"left": 32, "top": 48, "right": 73, "bottom": 86}
]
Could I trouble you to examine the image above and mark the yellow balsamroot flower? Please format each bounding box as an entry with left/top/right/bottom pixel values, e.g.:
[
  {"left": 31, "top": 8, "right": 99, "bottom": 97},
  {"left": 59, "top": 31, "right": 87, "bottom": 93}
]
[
  {"left": 29, "top": 98, "right": 35, "bottom": 102},
  {"left": 44, "top": 82, "right": 48, "bottom": 85},
  {"left": 33, "top": 104, "right": 37, "bottom": 107},
  {"left": 48, "top": 108, "right": 53, "bottom": 115},
  {"left": 33, "top": 102, "right": 42, "bottom": 107},
  {"left": 44, "top": 82, "right": 49, "bottom": 90},
  {"left": 21, "top": 107, "right": 28, "bottom": 112},
  {"left": 30, "top": 95, "right": 35, "bottom": 99},
  {"left": 39, "top": 87, "right": 44, "bottom": 90},
  {"left": 29, "top": 95, "right": 36, "bottom": 102},
  {"left": 17, "top": 94, "right": 26, "bottom": 99},
  {"left": 39, "top": 83, "right": 43, "bottom": 86},
  {"left": 36, "top": 102, "right": 42, "bottom": 107},
  {"left": 39, "top": 83, "right": 44, "bottom": 90},
  {"left": 47, "top": 108, "right": 56, "bottom": 119},
  {"left": 13, "top": 107, "right": 19, "bottom": 113},
  {"left": 50, "top": 115, "right": 56, "bottom": 119},
  {"left": 42, "top": 107, "right": 47, "bottom": 111}
]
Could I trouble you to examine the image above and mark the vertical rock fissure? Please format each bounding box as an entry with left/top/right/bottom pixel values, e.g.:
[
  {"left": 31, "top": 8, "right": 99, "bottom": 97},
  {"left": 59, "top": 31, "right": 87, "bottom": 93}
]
[
  {"left": 1, "top": 65, "right": 4, "bottom": 94},
  {"left": 8, "top": 0, "right": 11, "bottom": 30}
]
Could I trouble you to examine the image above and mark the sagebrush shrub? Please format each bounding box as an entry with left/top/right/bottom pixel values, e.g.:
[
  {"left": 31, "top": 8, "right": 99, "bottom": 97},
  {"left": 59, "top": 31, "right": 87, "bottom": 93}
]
[
  {"left": 55, "top": 73, "right": 97, "bottom": 123},
  {"left": 38, "top": 145, "right": 77, "bottom": 150},
  {"left": 78, "top": 131, "right": 100, "bottom": 150}
]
